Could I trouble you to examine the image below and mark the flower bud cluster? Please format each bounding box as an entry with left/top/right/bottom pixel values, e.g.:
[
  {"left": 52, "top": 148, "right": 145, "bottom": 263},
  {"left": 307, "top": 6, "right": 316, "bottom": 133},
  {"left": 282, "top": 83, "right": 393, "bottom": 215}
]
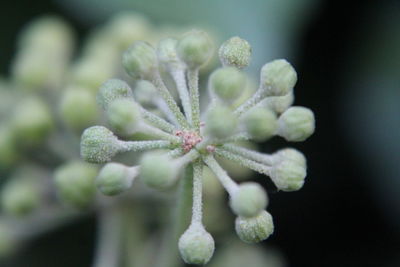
[{"left": 79, "top": 29, "right": 315, "bottom": 265}]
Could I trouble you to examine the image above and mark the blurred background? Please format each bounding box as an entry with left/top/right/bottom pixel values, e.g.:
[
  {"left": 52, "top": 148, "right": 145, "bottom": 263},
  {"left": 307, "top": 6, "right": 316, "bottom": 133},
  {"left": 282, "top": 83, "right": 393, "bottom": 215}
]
[{"left": 0, "top": 0, "right": 400, "bottom": 266}]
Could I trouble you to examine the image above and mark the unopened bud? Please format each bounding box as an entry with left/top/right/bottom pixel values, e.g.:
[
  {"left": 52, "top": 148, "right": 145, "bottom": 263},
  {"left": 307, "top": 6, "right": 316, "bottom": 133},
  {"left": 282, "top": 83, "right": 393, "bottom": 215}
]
[
  {"left": 177, "top": 30, "right": 213, "bottom": 69},
  {"left": 260, "top": 59, "right": 297, "bottom": 96},
  {"left": 106, "top": 98, "right": 141, "bottom": 136},
  {"left": 205, "top": 105, "right": 238, "bottom": 139},
  {"left": 230, "top": 182, "right": 268, "bottom": 218},
  {"left": 242, "top": 107, "right": 277, "bottom": 141},
  {"left": 278, "top": 106, "right": 315, "bottom": 142},
  {"left": 96, "top": 163, "right": 138, "bottom": 196},
  {"left": 122, "top": 41, "right": 157, "bottom": 80},
  {"left": 219, "top": 36, "right": 251, "bottom": 68},
  {"left": 209, "top": 67, "right": 246, "bottom": 103},
  {"left": 97, "top": 79, "right": 133, "bottom": 110},
  {"left": 235, "top": 210, "right": 274, "bottom": 243}
]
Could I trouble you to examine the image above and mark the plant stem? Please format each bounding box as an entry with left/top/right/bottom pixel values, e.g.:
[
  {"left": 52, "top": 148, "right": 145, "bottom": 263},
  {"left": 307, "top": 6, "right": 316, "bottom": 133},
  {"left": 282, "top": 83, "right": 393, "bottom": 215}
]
[
  {"left": 187, "top": 69, "right": 201, "bottom": 132},
  {"left": 191, "top": 161, "right": 203, "bottom": 226},
  {"left": 171, "top": 69, "right": 192, "bottom": 123},
  {"left": 202, "top": 155, "right": 238, "bottom": 195}
]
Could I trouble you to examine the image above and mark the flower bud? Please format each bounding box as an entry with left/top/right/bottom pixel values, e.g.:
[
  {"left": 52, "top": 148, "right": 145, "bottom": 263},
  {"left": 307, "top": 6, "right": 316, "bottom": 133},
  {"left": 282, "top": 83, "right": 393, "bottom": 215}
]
[
  {"left": 205, "top": 105, "right": 238, "bottom": 139},
  {"left": 270, "top": 155, "right": 306, "bottom": 192},
  {"left": 177, "top": 30, "right": 213, "bottom": 69},
  {"left": 11, "top": 97, "right": 53, "bottom": 147},
  {"left": 0, "top": 177, "right": 40, "bottom": 216},
  {"left": 219, "top": 36, "right": 251, "bottom": 69},
  {"left": 273, "top": 148, "right": 306, "bottom": 167},
  {"left": 242, "top": 107, "right": 277, "bottom": 141},
  {"left": 157, "top": 38, "right": 183, "bottom": 70},
  {"left": 122, "top": 41, "right": 157, "bottom": 80},
  {"left": 106, "top": 98, "right": 141, "bottom": 136},
  {"left": 209, "top": 67, "right": 246, "bottom": 103},
  {"left": 97, "top": 79, "right": 133, "bottom": 110},
  {"left": 230, "top": 182, "right": 268, "bottom": 218},
  {"left": 96, "top": 163, "right": 138, "bottom": 196},
  {"left": 54, "top": 161, "right": 97, "bottom": 208},
  {"left": 262, "top": 92, "right": 294, "bottom": 114},
  {"left": 60, "top": 86, "right": 99, "bottom": 131},
  {"left": 139, "top": 151, "right": 179, "bottom": 189},
  {"left": 178, "top": 224, "right": 215, "bottom": 265},
  {"left": 80, "top": 126, "right": 121, "bottom": 163},
  {"left": 260, "top": 59, "right": 297, "bottom": 96},
  {"left": 278, "top": 106, "right": 315, "bottom": 142},
  {"left": 235, "top": 210, "right": 274, "bottom": 243}
]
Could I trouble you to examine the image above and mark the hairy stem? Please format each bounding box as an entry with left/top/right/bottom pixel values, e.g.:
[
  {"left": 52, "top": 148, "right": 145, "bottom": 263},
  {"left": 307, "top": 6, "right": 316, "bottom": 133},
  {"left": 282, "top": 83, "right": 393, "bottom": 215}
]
[
  {"left": 140, "top": 107, "right": 176, "bottom": 133},
  {"left": 191, "top": 161, "right": 203, "bottom": 226},
  {"left": 221, "top": 144, "right": 274, "bottom": 165},
  {"left": 187, "top": 69, "right": 200, "bottom": 132},
  {"left": 171, "top": 69, "right": 192, "bottom": 123},
  {"left": 202, "top": 155, "right": 238, "bottom": 195}
]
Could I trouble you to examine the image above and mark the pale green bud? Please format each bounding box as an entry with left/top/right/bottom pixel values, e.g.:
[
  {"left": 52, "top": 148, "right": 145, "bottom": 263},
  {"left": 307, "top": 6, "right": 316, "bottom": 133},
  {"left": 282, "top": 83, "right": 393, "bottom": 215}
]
[
  {"left": 242, "top": 107, "right": 277, "bottom": 141},
  {"left": 96, "top": 163, "right": 138, "bottom": 196},
  {"left": 230, "top": 182, "right": 268, "bottom": 218},
  {"left": 260, "top": 59, "right": 297, "bottom": 96},
  {"left": 270, "top": 156, "right": 306, "bottom": 192},
  {"left": 133, "top": 80, "right": 158, "bottom": 107},
  {"left": 262, "top": 92, "right": 294, "bottom": 114},
  {"left": 60, "top": 86, "right": 99, "bottom": 131},
  {"left": 209, "top": 67, "right": 246, "bottom": 103},
  {"left": 54, "top": 161, "right": 97, "bottom": 208},
  {"left": 97, "top": 79, "right": 133, "bottom": 110},
  {"left": 278, "top": 106, "right": 315, "bottom": 142},
  {"left": 235, "top": 210, "right": 274, "bottom": 243},
  {"left": 80, "top": 126, "right": 122, "bottom": 163},
  {"left": 11, "top": 97, "right": 53, "bottom": 147},
  {"left": 157, "top": 38, "right": 183, "bottom": 70},
  {"left": 178, "top": 224, "right": 215, "bottom": 265},
  {"left": 122, "top": 41, "right": 157, "bottom": 80},
  {"left": 106, "top": 98, "right": 141, "bottom": 136},
  {"left": 205, "top": 105, "right": 238, "bottom": 139},
  {"left": 139, "top": 151, "right": 178, "bottom": 189},
  {"left": 219, "top": 36, "right": 251, "bottom": 69},
  {"left": 0, "top": 177, "right": 40, "bottom": 216},
  {"left": 177, "top": 30, "right": 213, "bottom": 69}
]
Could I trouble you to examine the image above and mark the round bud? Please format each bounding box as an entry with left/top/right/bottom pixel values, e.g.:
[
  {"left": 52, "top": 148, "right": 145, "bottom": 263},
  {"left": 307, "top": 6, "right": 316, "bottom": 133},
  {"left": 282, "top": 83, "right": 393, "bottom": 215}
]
[
  {"left": 278, "top": 106, "right": 315, "bottom": 142},
  {"left": 139, "top": 151, "right": 178, "bottom": 189},
  {"left": 235, "top": 210, "right": 274, "bottom": 243},
  {"left": 178, "top": 225, "right": 215, "bottom": 265},
  {"left": 122, "top": 41, "right": 157, "bottom": 80},
  {"left": 60, "top": 86, "right": 99, "bottom": 131},
  {"left": 106, "top": 98, "right": 141, "bottom": 136},
  {"left": 80, "top": 126, "right": 121, "bottom": 163},
  {"left": 273, "top": 148, "right": 306, "bottom": 167},
  {"left": 54, "top": 161, "right": 97, "bottom": 208},
  {"left": 230, "top": 182, "right": 268, "bottom": 218},
  {"left": 205, "top": 105, "right": 238, "bottom": 139},
  {"left": 1, "top": 178, "right": 40, "bottom": 216},
  {"left": 242, "top": 107, "right": 278, "bottom": 141},
  {"left": 209, "top": 67, "right": 246, "bottom": 103},
  {"left": 177, "top": 30, "right": 213, "bottom": 69},
  {"left": 219, "top": 36, "right": 251, "bottom": 68},
  {"left": 157, "top": 38, "right": 183, "bottom": 70},
  {"left": 96, "top": 163, "right": 138, "bottom": 196},
  {"left": 262, "top": 92, "right": 294, "bottom": 114},
  {"left": 270, "top": 156, "right": 306, "bottom": 192},
  {"left": 97, "top": 79, "right": 133, "bottom": 110},
  {"left": 11, "top": 97, "right": 53, "bottom": 147},
  {"left": 133, "top": 80, "right": 158, "bottom": 107},
  {"left": 260, "top": 59, "right": 297, "bottom": 96}
]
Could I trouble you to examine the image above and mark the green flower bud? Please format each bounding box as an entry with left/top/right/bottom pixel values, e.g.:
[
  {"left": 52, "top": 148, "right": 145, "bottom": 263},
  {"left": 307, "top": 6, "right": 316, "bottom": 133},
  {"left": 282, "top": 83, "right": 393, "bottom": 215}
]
[
  {"left": 106, "top": 98, "right": 141, "bottom": 136},
  {"left": 235, "top": 210, "right": 274, "bottom": 243},
  {"left": 97, "top": 79, "right": 133, "bottom": 110},
  {"left": 278, "top": 106, "right": 315, "bottom": 142},
  {"left": 260, "top": 59, "right": 297, "bottom": 96},
  {"left": 219, "top": 36, "right": 251, "bottom": 69},
  {"left": 209, "top": 67, "right": 246, "bottom": 103},
  {"left": 242, "top": 107, "right": 277, "bottom": 141},
  {"left": 80, "top": 126, "right": 122, "bottom": 163},
  {"left": 230, "top": 182, "right": 268, "bottom": 218},
  {"left": 177, "top": 30, "right": 213, "bottom": 69},
  {"left": 262, "top": 92, "right": 294, "bottom": 114},
  {"left": 270, "top": 155, "right": 306, "bottom": 192},
  {"left": 157, "top": 38, "right": 183, "bottom": 70},
  {"left": 122, "top": 41, "right": 157, "bottom": 80},
  {"left": 178, "top": 224, "right": 215, "bottom": 265},
  {"left": 96, "top": 163, "right": 139, "bottom": 196},
  {"left": 139, "top": 151, "right": 179, "bottom": 189},
  {"left": 54, "top": 161, "right": 97, "bottom": 208},
  {"left": 132, "top": 80, "right": 158, "bottom": 107},
  {"left": 206, "top": 105, "right": 238, "bottom": 139},
  {"left": 11, "top": 97, "right": 53, "bottom": 147},
  {"left": 60, "top": 86, "right": 99, "bottom": 131},
  {"left": 1, "top": 176, "right": 41, "bottom": 216}
]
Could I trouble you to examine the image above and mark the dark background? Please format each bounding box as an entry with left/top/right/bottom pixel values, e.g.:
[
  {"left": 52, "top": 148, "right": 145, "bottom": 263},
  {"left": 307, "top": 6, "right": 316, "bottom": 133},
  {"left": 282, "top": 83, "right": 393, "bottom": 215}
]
[{"left": 1, "top": 0, "right": 400, "bottom": 266}]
